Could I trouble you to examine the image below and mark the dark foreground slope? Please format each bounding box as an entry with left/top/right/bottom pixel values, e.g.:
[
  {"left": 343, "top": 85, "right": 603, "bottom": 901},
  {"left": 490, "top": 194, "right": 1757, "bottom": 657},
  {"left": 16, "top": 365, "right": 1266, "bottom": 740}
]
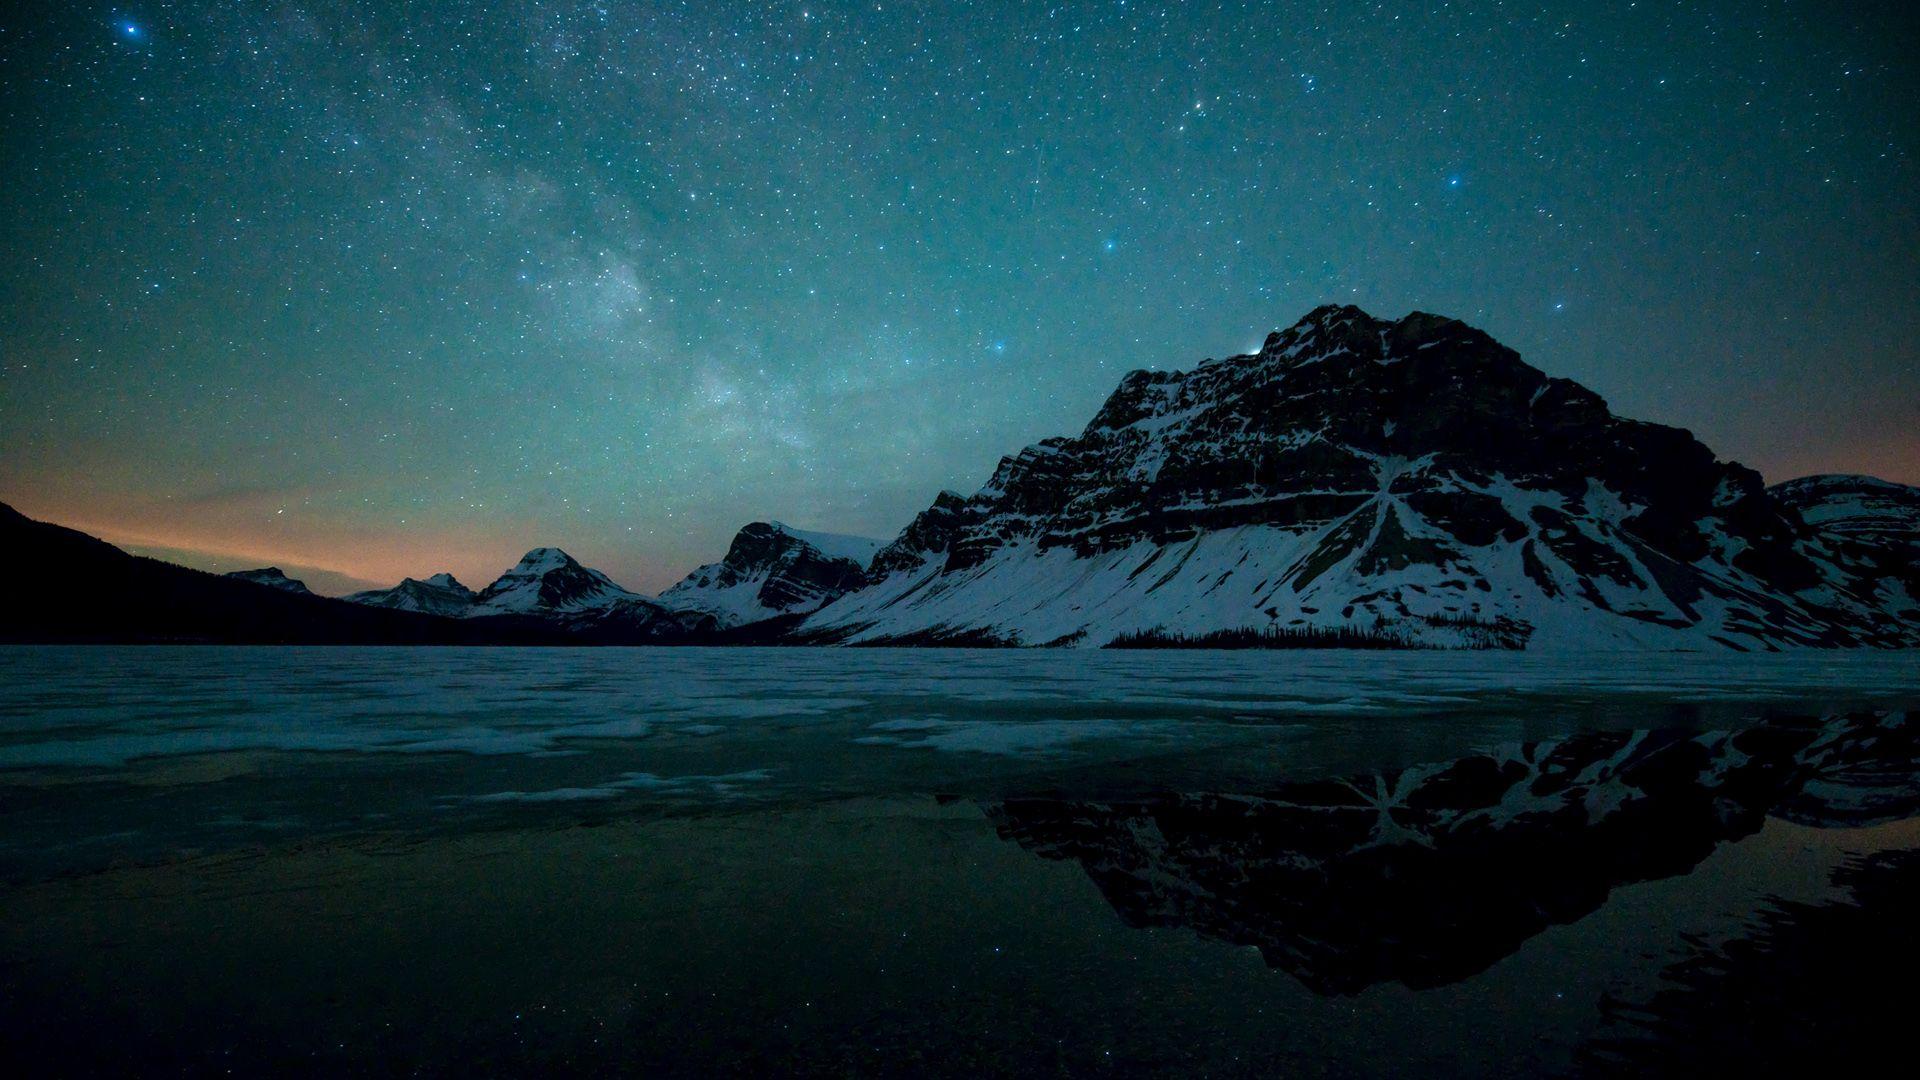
[{"left": 0, "top": 503, "right": 562, "bottom": 645}]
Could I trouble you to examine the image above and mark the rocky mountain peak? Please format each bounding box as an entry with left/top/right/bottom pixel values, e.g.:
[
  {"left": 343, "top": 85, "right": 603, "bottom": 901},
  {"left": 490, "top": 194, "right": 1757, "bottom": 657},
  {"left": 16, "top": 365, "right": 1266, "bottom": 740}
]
[
  {"left": 475, "top": 547, "right": 631, "bottom": 614},
  {"left": 511, "top": 547, "right": 576, "bottom": 573},
  {"left": 868, "top": 488, "right": 990, "bottom": 577},
  {"left": 803, "top": 306, "right": 1919, "bottom": 648},
  {"left": 346, "top": 572, "right": 478, "bottom": 617},
  {"left": 661, "top": 520, "right": 879, "bottom": 627}
]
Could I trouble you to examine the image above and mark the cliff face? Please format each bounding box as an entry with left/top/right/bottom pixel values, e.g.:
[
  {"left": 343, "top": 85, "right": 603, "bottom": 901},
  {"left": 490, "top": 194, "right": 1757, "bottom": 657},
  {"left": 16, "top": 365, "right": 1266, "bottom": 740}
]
[{"left": 661, "top": 522, "right": 879, "bottom": 628}]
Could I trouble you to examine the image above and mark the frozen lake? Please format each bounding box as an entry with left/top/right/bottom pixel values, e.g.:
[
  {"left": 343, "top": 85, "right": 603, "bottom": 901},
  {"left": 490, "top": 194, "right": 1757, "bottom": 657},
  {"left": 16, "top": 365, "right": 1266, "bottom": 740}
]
[{"left": 3, "top": 646, "right": 1918, "bottom": 1075}]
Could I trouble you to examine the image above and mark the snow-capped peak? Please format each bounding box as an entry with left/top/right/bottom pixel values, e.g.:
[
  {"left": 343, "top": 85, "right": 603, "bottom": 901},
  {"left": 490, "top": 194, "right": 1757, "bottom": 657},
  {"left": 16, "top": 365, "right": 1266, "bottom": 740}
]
[
  {"left": 510, "top": 547, "right": 576, "bottom": 574},
  {"left": 474, "top": 547, "right": 638, "bottom": 614},
  {"left": 764, "top": 522, "right": 884, "bottom": 565}
]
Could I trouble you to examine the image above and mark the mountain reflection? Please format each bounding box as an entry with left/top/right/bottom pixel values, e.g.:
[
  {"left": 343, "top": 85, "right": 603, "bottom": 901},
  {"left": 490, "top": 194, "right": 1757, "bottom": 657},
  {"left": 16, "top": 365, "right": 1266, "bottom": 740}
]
[
  {"left": 987, "top": 711, "right": 1919, "bottom": 995},
  {"left": 1581, "top": 846, "right": 1920, "bottom": 1076}
]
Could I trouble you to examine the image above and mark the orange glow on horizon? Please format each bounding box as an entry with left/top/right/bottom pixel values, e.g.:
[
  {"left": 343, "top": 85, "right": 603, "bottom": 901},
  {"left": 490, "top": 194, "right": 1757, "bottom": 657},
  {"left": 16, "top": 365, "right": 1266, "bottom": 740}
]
[{"left": 9, "top": 499, "right": 680, "bottom": 597}]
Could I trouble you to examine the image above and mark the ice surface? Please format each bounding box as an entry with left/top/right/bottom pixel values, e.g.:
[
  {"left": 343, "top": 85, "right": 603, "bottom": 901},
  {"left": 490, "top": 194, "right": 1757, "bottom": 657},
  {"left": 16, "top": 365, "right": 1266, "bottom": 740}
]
[
  {"left": 855, "top": 717, "right": 1171, "bottom": 755},
  {"left": 2, "top": 647, "right": 1916, "bottom": 776},
  {"left": 472, "top": 769, "right": 771, "bottom": 802},
  {"left": 1, "top": 643, "right": 1918, "bottom": 893}
]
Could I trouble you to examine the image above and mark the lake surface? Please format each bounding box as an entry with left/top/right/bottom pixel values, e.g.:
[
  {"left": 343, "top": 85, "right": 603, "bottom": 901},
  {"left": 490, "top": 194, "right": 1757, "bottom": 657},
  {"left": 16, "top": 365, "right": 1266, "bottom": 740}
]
[{"left": 3, "top": 646, "right": 1918, "bottom": 1076}]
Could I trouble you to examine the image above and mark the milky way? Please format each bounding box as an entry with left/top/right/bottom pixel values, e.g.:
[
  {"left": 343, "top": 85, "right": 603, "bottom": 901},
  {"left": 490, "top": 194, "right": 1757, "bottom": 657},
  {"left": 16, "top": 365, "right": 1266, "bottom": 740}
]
[{"left": 2, "top": 1, "right": 1914, "bottom": 592}]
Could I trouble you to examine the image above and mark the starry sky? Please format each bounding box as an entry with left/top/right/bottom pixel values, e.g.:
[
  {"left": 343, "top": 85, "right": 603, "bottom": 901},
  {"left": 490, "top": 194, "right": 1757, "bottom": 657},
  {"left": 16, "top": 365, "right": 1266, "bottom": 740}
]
[{"left": 2, "top": 1, "right": 1915, "bottom": 594}]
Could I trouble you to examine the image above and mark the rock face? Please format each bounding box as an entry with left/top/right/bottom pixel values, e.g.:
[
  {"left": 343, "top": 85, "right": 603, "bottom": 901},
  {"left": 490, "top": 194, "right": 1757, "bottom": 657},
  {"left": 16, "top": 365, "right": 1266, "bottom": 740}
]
[
  {"left": 1773, "top": 474, "right": 1920, "bottom": 555},
  {"left": 660, "top": 521, "right": 880, "bottom": 627},
  {"left": 1771, "top": 474, "right": 1920, "bottom": 632},
  {"left": 345, "top": 572, "right": 477, "bottom": 617},
  {"left": 804, "top": 305, "right": 1920, "bottom": 649},
  {"left": 988, "top": 710, "right": 1920, "bottom": 996},
  {"left": 224, "top": 567, "right": 312, "bottom": 595}
]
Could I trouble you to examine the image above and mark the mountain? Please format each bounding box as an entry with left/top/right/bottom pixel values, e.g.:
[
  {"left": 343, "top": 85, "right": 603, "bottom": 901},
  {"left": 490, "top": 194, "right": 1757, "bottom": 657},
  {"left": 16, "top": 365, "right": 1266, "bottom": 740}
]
[
  {"left": 11, "top": 306, "right": 1915, "bottom": 651},
  {"left": 343, "top": 547, "right": 716, "bottom": 641},
  {"left": 989, "top": 709, "right": 1920, "bottom": 996},
  {"left": 224, "top": 567, "right": 312, "bottom": 595},
  {"left": 471, "top": 547, "right": 637, "bottom": 615},
  {"left": 345, "top": 572, "right": 477, "bottom": 617},
  {"left": 0, "top": 503, "right": 559, "bottom": 645},
  {"left": 1773, "top": 474, "right": 1920, "bottom": 554},
  {"left": 802, "top": 305, "right": 1920, "bottom": 649},
  {"left": 466, "top": 548, "right": 715, "bottom": 640},
  {"left": 660, "top": 521, "right": 881, "bottom": 627},
  {"left": 1770, "top": 474, "right": 1920, "bottom": 633}
]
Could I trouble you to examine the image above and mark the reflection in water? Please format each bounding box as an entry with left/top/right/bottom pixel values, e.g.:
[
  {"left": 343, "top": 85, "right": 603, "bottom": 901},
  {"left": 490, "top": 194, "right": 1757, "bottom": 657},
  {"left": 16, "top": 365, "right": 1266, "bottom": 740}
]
[
  {"left": 1583, "top": 846, "right": 1920, "bottom": 1076},
  {"left": 988, "top": 711, "right": 1919, "bottom": 995}
]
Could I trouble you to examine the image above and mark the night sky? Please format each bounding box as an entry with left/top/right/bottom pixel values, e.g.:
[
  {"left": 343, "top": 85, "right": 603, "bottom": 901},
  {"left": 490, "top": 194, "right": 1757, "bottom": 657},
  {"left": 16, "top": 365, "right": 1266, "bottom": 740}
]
[{"left": 2, "top": 2, "right": 1915, "bottom": 594}]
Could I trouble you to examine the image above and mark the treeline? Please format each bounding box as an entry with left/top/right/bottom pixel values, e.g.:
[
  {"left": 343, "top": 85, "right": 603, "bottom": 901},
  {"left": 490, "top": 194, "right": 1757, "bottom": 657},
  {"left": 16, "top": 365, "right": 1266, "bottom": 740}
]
[
  {"left": 1103, "top": 617, "right": 1519, "bottom": 650},
  {"left": 1104, "top": 625, "right": 1424, "bottom": 649}
]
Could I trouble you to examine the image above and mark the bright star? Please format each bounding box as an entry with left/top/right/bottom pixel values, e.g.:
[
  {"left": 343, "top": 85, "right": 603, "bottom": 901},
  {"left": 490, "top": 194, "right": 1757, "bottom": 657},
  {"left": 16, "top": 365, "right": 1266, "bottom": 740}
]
[
  {"left": 1448, "top": 175, "right": 1462, "bottom": 188},
  {"left": 1102, "top": 239, "right": 1116, "bottom": 252},
  {"left": 119, "top": 22, "right": 141, "bottom": 38}
]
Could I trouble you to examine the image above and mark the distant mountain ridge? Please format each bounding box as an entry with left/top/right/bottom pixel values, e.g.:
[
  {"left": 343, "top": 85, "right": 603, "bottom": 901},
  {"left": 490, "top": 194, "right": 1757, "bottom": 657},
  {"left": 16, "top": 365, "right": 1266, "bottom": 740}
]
[
  {"left": 339, "top": 522, "right": 881, "bottom": 638},
  {"left": 347, "top": 547, "right": 714, "bottom": 641},
  {"left": 0, "top": 503, "right": 560, "bottom": 645},
  {"left": 225, "top": 567, "right": 312, "bottom": 595},
  {"left": 345, "top": 573, "right": 477, "bottom": 617},
  {"left": 1771, "top": 474, "right": 1920, "bottom": 555},
  {"left": 5, "top": 305, "right": 1916, "bottom": 648}
]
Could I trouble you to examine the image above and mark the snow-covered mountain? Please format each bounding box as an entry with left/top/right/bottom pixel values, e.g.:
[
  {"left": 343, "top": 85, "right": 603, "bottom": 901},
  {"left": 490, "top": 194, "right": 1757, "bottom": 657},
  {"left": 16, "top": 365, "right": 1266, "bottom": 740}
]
[
  {"left": 470, "top": 547, "right": 638, "bottom": 615},
  {"left": 803, "top": 305, "right": 1920, "bottom": 649},
  {"left": 660, "top": 521, "right": 880, "bottom": 627},
  {"left": 1773, "top": 474, "right": 1920, "bottom": 554},
  {"left": 468, "top": 548, "right": 716, "bottom": 639},
  {"left": 343, "top": 547, "right": 715, "bottom": 640},
  {"left": 345, "top": 572, "right": 477, "bottom": 617},
  {"left": 224, "top": 567, "right": 312, "bottom": 595}
]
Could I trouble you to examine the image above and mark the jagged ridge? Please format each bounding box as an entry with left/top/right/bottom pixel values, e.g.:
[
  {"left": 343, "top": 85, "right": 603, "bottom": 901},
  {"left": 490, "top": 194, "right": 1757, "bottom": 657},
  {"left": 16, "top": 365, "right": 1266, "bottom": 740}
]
[{"left": 660, "top": 521, "right": 879, "bottom": 628}]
